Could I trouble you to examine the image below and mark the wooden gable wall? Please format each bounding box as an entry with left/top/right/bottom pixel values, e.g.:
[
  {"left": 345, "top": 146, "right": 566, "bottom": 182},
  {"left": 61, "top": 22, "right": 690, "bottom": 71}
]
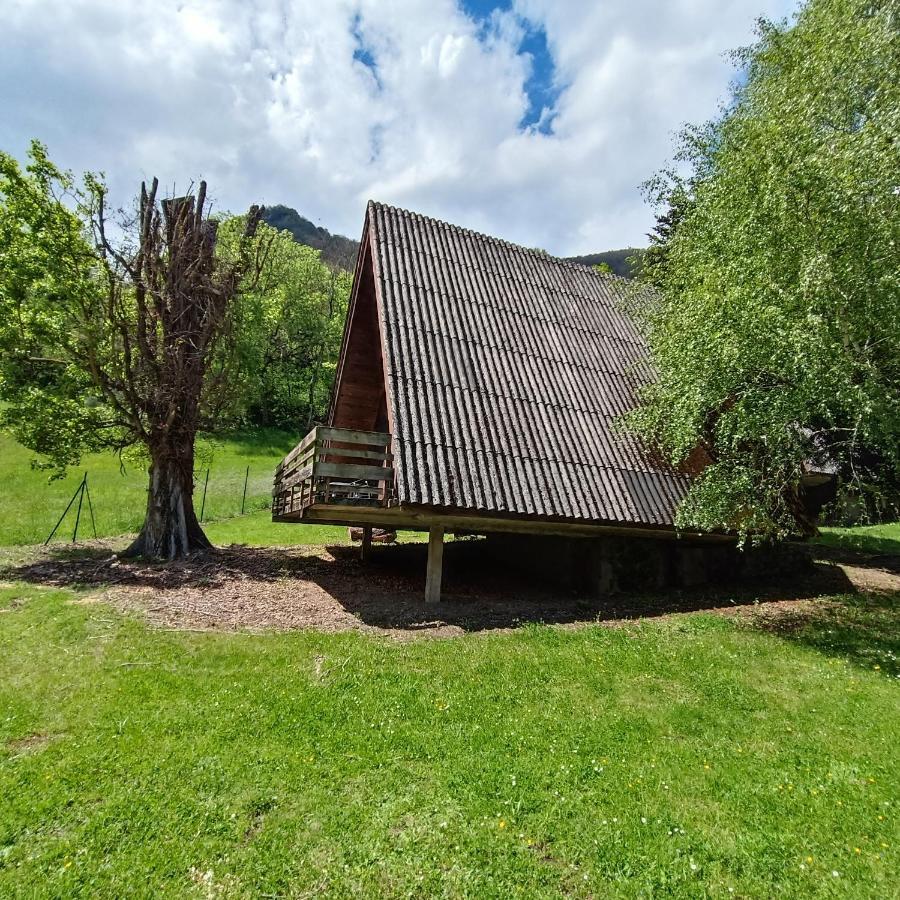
[{"left": 329, "top": 233, "right": 388, "bottom": 433}]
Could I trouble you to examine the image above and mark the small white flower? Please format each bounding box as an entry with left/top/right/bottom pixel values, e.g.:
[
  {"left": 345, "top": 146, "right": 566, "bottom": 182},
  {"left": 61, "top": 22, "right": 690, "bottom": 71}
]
[{"left": 832, "top": 871, "right": 840, "bottom": 878}]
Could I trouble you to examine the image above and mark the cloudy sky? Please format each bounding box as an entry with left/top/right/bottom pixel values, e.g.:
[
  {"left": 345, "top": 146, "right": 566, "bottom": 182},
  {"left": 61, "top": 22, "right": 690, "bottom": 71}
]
[{"left": 2, "top": 0, "right": 797, "bottom": 255}]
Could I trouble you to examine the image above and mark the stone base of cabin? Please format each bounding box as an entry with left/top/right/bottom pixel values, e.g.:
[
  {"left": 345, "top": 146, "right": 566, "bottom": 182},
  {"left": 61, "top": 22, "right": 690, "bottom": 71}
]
[{"left": 481, "top": 533, "right": 807, "bottom": 596}]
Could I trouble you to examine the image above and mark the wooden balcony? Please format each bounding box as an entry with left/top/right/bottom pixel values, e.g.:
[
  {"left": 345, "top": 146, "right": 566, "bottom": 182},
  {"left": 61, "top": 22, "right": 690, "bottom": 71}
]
[{"left": 272, "top": 426, "right": 393, "bottom": 521}]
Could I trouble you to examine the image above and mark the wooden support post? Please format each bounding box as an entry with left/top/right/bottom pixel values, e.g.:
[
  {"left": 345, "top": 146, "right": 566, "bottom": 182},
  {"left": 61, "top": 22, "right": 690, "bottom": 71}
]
[
  {"left": 361, "top": 525, "right": 372, "bottom": 563},
  {"left": 425, "top": 525, "right": 445, "bottom": 605}
]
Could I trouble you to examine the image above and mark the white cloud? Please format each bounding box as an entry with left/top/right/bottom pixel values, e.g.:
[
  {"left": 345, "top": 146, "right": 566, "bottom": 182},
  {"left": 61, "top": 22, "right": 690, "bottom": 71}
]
[{"left": 0, "top": 0, "right": 798, "bottom": 253}]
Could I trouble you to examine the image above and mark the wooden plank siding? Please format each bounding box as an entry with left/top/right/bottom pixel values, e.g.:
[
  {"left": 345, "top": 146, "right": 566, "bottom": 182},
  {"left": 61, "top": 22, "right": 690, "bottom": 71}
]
[
  {"left": 272, "top": 426, "right": 394, "bottom": 520},
  {"left": 328, "top": 237, "right": 390, "bottom": 435}
]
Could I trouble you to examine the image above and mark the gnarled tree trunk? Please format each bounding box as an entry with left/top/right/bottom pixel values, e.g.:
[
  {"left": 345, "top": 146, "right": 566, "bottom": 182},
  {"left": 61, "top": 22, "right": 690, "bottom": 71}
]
[{"left": 124, "top": 433, "right": 211, "bottom": 559}]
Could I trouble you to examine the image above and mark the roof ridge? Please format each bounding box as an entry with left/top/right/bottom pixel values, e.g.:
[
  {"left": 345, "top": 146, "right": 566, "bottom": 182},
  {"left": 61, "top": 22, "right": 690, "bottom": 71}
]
[{"left": 367, "top": 199, "right": 630, "bottom": 283}]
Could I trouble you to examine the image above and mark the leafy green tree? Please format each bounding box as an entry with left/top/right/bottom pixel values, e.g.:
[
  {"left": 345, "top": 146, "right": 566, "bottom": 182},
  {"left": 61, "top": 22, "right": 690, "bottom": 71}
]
[
  {"left": 637, "top": 177, "right": 694, "bottom": 289},
  {"left": 224, "top": 225, "right": 350, "bottom": 431},
  {"left": 0, "top": 143, "right": 264, "bottom": 557},
  {"left": 630, "top": 0, "right": 900, "bottom": 540}
]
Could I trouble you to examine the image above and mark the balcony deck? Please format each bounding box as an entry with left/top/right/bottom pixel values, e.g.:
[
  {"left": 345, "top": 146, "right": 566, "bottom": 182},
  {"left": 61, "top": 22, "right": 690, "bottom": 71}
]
[{"left": 272, "top": 426, "right": 394, "bottom": 522}]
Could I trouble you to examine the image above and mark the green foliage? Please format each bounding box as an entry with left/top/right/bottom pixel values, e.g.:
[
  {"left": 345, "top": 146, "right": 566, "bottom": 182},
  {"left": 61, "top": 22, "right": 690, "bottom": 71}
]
[
  {"left": 0, "top": 145, "right": 351, "bottom": 482},
  {"left": 630, "top": 0, "right": 900, "bottom": 540},
  {"left": 1, "top": 585, "right": 897, "bottom": 895},
  {"left": 637, "top": 181, "right": 694, "bottom": 288},
  {"left": 0, "top": 144, "right": 118, "bottom": 471},
  {"left": 221, "top": 219, "right": 351, "bottom": 430}
]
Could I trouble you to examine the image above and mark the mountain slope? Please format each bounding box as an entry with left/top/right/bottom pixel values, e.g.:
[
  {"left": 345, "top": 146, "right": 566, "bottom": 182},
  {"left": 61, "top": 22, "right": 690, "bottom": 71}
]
[
  {"left": 263, "top": 204, "right": 643, "bottom": 279},
  {"left": 262, "top": 205, "right": 359, "bottom": 270}
]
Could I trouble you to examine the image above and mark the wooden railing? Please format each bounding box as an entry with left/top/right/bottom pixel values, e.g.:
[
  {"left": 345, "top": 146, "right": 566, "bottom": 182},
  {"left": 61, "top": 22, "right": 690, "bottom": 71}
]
[{"left": 272, "top": 426, "right": 393, "bottom": 519}]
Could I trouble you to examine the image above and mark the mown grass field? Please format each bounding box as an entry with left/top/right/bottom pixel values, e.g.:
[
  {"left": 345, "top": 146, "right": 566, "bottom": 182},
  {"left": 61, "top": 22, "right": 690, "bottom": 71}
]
[
  {"left": 1, "top": 583, "right": 897, "bottom": 897},
  {"left": 816, "top": 523, "right": 900, "bottom": 557},
  {"left": 0, "top": 431, "right": 422, "bottom": 550},
  {"left": 1, "top": 430, "right": 898, "bottom": 896},
  {"left": 0, "top": 429, "right": 297, "bottom": 547},
  {"left": 205, "top": 509, "right": 425, "bottom": 547},
  {"left": 205, "top": 511, "right": 351, "bottom": 548}
]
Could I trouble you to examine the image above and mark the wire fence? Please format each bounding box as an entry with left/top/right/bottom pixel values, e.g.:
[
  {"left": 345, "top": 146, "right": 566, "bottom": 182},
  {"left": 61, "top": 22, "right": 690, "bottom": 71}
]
[{"left": 41, "top": 464, "right": 277, "bottom": 545}]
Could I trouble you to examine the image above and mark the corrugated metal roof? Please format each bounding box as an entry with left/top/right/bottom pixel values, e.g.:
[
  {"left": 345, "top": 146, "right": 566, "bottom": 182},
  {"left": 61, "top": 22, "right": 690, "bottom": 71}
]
[{"left": 368, "top": 200, "right": 690, "bottom": 528}]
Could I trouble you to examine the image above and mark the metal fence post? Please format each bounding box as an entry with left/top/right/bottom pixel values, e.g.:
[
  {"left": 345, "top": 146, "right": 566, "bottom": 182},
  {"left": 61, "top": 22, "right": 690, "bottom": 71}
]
[
  {"left": 84, "top": 472, "right": 97, "bottom": 538},
  {"left": 200, "top": 468, "right": 210, "bottom": 522},
  {"left": 44, "top": 476, "right": 84, "bottom": 545},
  {"left": 72, "top": 472, "right": 86, "bottom": 542}
]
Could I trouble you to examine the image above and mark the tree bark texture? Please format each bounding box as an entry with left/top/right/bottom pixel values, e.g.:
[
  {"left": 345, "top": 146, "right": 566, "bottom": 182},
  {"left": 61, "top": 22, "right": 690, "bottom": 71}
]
[{"left": 124, "top": 433, "right": 211, "bottom": 559}]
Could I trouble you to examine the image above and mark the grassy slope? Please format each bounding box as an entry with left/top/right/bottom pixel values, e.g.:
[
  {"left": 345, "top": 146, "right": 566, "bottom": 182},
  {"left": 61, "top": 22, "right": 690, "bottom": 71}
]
[
  {"left": 816, "top": 524, "right": 900, "bottom": 556},
  {"left": 1, "top": 585, "right": 897, "bottom": 898},
  {"left": 0, "top": 429, "right": 297, "bottom": 547},
  {"left": 205, "top": 509, "right": 424, "bottom": 547},
  {"left": 205, "top": 511, "right": 349, "bottom": 547},
  {"left": 0, "top": 431, "right": 419, "bottom": 549}
]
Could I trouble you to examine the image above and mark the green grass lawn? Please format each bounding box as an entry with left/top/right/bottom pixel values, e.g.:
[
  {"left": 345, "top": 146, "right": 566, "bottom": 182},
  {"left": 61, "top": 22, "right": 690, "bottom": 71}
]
[
  {"left": 204, "top": 510, "right": 350, "bottom": 547},
  {"left": 1, "top": 583, "right": 897, "bottom": 897},
  {"left": 205, "top": 509, "right": 425, "bottom": 547},
  {"left": 816, "top": 523, "right": 900, "bottom": 557},
  {"left": 0, "top": 429, "right": 298, "bottom": 547}
]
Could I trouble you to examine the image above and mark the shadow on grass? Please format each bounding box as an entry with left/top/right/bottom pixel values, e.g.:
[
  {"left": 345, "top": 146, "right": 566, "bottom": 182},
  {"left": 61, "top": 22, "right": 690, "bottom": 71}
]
[
  {"left": 2, "top": 538, "right": 870, "bottom": 635},
  {"left": 210, "top": 427, "right": 298, "bottom": 457},
  {"left": 813, "top": 529, "right": 900, "bottom": 562},
  {"left": 747, "top": 590, "right": 900, "bottom": 677}
]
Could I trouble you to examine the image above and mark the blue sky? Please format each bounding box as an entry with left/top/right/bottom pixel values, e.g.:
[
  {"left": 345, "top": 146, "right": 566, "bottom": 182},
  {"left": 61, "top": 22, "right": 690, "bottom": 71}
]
[
  {"left": 463, "top": 0, "right": 562, "bottom": 131},
  {"left": 1, "top": 0, "right": 799, "bottom": 254}
]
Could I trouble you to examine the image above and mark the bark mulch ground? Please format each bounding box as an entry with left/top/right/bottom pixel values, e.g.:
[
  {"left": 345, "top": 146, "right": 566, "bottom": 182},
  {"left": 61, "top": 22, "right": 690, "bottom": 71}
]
[{"left": 3, "top": 538, "right": 898, "bottom": 639}]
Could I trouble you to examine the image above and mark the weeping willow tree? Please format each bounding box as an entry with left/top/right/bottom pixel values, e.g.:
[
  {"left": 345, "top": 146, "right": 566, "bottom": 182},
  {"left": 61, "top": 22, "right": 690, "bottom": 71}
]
[{"left": 631, "top": 0, "right": 900, "bottom": 540}]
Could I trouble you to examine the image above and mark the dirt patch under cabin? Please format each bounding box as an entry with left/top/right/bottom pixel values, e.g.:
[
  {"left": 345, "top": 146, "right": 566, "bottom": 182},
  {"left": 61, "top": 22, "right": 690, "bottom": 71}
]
[{"left": 4, "top": 537, "right": 898, "bottom": 639}]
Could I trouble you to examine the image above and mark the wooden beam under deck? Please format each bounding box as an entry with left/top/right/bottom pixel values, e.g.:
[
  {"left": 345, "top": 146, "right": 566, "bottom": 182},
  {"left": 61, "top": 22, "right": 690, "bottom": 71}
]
[{"left": 275, "top": 503, "right": 734, "bottom": 544}]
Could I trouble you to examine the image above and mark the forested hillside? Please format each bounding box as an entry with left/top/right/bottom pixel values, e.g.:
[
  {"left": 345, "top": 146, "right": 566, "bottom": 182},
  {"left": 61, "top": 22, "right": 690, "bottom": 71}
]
[
  {"left": 566, "top": 248, "right": 644, "bottom": 278},
  {"left": 262, "top": 205, "right": 359, "bottom": 270},
  {"left": 264, "top": 203, "right": 644, "bottom": 277}
]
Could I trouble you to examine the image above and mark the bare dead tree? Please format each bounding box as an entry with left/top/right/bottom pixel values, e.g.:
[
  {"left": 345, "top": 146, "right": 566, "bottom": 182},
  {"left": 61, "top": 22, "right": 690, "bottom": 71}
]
[{"left": 89, "top": 179, "right": 263, "bottom": 558}]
